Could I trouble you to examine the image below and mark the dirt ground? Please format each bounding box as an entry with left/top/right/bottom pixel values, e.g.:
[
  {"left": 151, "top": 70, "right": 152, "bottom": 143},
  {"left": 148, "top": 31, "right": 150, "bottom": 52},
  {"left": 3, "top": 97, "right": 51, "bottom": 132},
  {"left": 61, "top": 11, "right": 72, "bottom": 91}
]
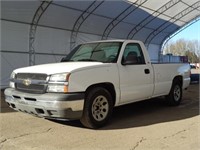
[{"left": 0, "top": 84, "right": 199, "bottom": 150}]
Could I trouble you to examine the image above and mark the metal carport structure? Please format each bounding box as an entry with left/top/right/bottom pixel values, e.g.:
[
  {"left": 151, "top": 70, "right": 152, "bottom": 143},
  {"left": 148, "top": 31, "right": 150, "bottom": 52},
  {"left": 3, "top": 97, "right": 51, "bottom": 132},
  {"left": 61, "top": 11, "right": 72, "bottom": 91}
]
[{"left": 1, "top": 0, "right": 200, "bottom": 88}]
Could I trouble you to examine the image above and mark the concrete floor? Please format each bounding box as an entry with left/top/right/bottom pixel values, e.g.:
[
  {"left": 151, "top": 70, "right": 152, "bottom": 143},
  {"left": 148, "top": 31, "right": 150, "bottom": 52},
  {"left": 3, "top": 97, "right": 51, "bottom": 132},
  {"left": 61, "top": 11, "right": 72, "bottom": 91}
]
[{"left": 0, "top": 84, "right": 199, "bottom": 150}]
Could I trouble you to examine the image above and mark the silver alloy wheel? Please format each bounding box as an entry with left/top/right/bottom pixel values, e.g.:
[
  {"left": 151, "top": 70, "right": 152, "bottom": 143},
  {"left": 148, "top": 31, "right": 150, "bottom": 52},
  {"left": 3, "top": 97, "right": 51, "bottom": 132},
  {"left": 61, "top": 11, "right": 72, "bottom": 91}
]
[
  {"left": 174, "top": 85, "right": 181, "bottom": 101},
  {"left": 92, "top": 95, "right": 109, "bottom": 121}
]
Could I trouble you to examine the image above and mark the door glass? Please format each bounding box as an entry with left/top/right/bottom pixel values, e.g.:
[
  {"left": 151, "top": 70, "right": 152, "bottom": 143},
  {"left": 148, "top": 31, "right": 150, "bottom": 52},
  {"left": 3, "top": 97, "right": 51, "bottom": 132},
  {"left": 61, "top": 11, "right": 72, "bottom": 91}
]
[{"left": 122, "top": 43, "right": 145, "bottom": 64}]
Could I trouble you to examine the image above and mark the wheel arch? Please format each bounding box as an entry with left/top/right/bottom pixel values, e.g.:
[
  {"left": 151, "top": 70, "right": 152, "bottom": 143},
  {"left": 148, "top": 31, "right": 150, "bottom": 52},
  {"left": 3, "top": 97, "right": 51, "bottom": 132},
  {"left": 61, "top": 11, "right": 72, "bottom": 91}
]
[
  {"left": 166, "top": 75, "right": 183, "bottom": 106},
  {"left": 85, "top": 82, "right": 116, "bottom": 106},
  {"left": 173, "top": 75, "right": 183, "bottom": 87}
]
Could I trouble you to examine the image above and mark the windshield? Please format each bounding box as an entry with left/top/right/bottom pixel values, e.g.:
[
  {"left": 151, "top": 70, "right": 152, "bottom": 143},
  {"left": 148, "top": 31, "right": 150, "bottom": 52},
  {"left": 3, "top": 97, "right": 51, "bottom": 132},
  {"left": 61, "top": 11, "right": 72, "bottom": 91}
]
[{"left": 62, "top": 42, "right": 122, "bottom": 63}]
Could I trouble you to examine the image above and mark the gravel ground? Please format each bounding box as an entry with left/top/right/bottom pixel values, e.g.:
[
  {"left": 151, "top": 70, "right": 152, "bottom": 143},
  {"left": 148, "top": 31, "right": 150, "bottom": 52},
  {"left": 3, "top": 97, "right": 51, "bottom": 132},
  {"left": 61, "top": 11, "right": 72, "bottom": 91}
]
[{"left": 0, "top": 84, "right": 199, "bottom": 150}]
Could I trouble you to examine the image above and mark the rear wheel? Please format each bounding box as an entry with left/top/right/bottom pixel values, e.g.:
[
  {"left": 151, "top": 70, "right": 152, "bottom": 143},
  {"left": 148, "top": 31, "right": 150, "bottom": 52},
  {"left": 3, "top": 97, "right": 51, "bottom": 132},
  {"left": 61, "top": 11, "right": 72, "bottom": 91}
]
[
  {"left": 166, "top": 80, "right": 182, "bottom": 106},
  {"left": 80, "top": 87, "right": 113, "bottom": 129}
]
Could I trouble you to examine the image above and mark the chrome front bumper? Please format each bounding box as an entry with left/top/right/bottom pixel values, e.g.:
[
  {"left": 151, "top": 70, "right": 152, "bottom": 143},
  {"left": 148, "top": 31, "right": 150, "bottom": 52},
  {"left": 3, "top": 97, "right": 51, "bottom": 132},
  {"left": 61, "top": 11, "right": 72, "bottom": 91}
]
[{"left": 4, "top": 88, "right": 85, "bottom": 119}]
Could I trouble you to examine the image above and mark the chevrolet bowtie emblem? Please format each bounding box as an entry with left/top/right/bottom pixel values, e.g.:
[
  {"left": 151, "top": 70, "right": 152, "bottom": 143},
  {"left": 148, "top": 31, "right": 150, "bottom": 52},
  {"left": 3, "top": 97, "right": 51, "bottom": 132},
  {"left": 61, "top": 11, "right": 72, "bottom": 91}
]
[{"left": 23, "top": 79, "right": 31, "bottom": 86}]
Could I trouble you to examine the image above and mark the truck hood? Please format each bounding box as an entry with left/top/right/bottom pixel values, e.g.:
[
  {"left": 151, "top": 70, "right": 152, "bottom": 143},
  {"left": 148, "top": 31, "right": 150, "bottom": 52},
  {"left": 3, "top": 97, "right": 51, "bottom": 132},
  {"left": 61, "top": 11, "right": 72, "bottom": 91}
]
[{"left": 14, "top": 62, "right": 104, "bottom": 75}]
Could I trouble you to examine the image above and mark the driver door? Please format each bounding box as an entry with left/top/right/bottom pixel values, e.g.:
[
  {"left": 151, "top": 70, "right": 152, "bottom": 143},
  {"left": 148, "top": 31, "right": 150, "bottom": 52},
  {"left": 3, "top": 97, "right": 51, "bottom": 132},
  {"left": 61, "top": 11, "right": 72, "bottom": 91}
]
[{"left": 119, "top": 43, "right": 154, "bottom": 104}]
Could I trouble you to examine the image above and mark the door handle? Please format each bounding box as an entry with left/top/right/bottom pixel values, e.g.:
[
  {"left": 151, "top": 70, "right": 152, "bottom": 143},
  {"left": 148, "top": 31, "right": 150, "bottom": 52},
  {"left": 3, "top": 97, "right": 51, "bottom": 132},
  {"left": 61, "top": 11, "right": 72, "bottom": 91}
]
[{"left": 144, "top": 69, "right": 150, "bottom": 74}]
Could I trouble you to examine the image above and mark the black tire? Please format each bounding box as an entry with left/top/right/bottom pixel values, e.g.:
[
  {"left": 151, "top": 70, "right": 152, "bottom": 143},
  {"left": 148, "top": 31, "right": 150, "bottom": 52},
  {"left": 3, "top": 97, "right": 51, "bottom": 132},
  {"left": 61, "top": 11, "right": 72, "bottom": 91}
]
[
  {"left": 80, "top": 87, "right": 113, "bottom": 129},
  {"left": 166, "top": 80, "right": 182, "bottom": 106}
]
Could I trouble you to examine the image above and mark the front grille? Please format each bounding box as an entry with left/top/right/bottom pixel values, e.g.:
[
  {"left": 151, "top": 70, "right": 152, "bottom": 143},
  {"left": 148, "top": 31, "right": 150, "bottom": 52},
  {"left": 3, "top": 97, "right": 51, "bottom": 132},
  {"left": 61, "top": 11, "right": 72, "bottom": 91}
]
[
  {"left": 16, "top": 83, "right": 46, "bottom": 94},
  {"left": 16, "top": 73, "right": 47, "bottom": 80},
  {"left": 15, "top": 73, "right": 48, "bottom": 94}
]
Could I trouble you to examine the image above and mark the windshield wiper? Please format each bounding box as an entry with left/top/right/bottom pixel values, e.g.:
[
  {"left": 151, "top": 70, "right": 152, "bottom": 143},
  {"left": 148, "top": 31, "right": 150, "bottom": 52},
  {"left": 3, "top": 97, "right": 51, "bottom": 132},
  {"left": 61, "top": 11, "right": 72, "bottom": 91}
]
[
  {"left": 77, "top": 59, "right": 98, "bottom": 62},
  {"left": 61, "top": 59, "right": 74, "bottom": 62}
]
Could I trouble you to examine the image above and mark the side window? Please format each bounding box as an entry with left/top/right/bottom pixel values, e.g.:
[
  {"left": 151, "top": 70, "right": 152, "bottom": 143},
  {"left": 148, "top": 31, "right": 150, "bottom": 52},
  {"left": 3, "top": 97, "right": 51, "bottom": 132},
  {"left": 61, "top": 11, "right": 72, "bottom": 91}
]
[{"left": 122, "top": 43, "right": 145, "bottom": 65}]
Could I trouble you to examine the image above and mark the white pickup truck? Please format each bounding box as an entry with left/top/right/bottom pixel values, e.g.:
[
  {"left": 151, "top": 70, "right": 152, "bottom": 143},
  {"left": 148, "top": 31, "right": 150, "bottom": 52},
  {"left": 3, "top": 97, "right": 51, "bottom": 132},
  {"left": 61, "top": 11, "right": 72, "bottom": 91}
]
[{"left": 5, "top": 40, "right": 190, "bottom": 128}]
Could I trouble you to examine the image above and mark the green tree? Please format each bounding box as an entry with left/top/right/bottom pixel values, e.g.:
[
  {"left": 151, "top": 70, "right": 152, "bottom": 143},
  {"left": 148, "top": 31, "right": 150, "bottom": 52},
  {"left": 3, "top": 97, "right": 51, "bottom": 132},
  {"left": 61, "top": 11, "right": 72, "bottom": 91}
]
[{"left": 185, "top": 51, "right": 199, "bottom": 63}]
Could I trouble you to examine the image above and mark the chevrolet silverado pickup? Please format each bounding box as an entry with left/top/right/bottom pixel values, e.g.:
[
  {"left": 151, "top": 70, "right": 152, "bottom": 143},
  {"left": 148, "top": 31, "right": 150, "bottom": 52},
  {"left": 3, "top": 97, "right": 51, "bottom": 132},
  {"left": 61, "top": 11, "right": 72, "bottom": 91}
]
[{"left": 4, "top": 40, "right": 190, "bottom": 128}]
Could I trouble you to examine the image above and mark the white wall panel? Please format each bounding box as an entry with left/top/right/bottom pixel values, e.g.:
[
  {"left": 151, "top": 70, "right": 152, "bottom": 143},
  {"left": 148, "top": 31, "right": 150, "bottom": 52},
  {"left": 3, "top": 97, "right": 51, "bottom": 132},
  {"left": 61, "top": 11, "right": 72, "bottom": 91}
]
[
  {"left": 35, "top": 27, "right": 71, "bottom": 54},
  {"left": 76, "top": 33, "right": 102, "bottom": 45},
  {"left": 151, "top": 33, "right": 169, "bottom": 45},
  {"left": 80, "top": 14, "right": 111, "bottom": 35},
  {"left": 35, "top": 54, "right": 63, "bottom": 65},
  {"left": 1, "top": 20, "right": 29, "bottom": 87},
  {"left": 0, "top": 53, "right": 28, "bottom": 88},
  {"left": 1, "top": 21, "right": 29, "bottom": 52},
  {"left": 141, "top": 1, "right": 167, "bottom": 10},
  {"left": 133, "top": 28, "right": 153, "bottom": 43},
  {"left": 181, "top": 10, "right": 199, "bottom": 23},
  {"left": 1, "top": 1, "right": 40, "bottom": 23},
  {"left": 124, "top": 7, "right": 154, "bottom": 25},
  {"left": 109, "top": 22, "right": 133, "bottom": 39},
  {"left": 40, "top": 4, "right": 81, "bottom": 30},
  {"left": 53, "top": 1, "right": 93, "bottom": 11},
  {"left": 94, "top": 1, "right": 130, "bottom": 18},
  {"left": 148, "top": 44, "right": 160, "bottom": 62}
]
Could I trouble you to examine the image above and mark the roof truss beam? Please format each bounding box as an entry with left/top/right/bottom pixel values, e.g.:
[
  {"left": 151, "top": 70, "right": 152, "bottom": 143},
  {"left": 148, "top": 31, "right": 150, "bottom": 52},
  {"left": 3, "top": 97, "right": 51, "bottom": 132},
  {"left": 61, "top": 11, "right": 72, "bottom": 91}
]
[
  {"left": 127, "top": 0, "right": 180, "bottom": 39},
  {"left": 162, "top": 16, "right": 200, "bottom": 50},
  {"left": 70, "top": 0, "right": 104, "bottom": 50},
  {"left": 29, "top": 0, "right": 52, "bottom": 66},
  {"left": 101, "top": 0, "right": 148, "bottom": 40},
  {"left": 145, "top": 1, "right": 200, "bottom": 48}
]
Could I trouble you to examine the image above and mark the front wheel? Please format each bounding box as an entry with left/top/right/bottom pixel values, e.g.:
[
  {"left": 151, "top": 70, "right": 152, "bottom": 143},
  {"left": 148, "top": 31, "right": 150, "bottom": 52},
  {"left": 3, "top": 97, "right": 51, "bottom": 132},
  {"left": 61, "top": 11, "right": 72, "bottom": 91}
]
[
  {"left": 166, "top": 80, "right": 182, "bottom": 106},
  {"left": 80, "top": 87, "right": 113, "bottom": 129}
]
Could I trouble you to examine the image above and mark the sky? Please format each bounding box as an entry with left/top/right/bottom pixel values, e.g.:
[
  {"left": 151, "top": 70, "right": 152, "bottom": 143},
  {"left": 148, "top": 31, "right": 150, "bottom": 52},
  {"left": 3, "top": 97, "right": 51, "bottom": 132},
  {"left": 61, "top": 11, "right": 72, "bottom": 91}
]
[{"left": 167, "top": 19, "right": 200, "bottom": 42}]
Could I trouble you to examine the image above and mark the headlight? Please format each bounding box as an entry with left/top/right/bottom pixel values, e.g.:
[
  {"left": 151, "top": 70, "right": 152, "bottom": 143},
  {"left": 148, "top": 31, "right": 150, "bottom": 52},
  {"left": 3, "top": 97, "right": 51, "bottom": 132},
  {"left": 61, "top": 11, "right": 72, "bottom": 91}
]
[
  {"left": 10, "top": 72, "right": 16, "bottom": 79},
  {"left": 9, "top": 72, "right": 16, "bottom": 88},
  {"left": 47, "top": 84, "right": 68, "bottom": 93},
  {"left": 9, "top": 82, "right": 15, "bottom": 88},
  {"left": 49, "top": 73, "right": 70, "bottom": 82},
  {"left": 47, "top": 73, "right": 70, "bottom": 93}
]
